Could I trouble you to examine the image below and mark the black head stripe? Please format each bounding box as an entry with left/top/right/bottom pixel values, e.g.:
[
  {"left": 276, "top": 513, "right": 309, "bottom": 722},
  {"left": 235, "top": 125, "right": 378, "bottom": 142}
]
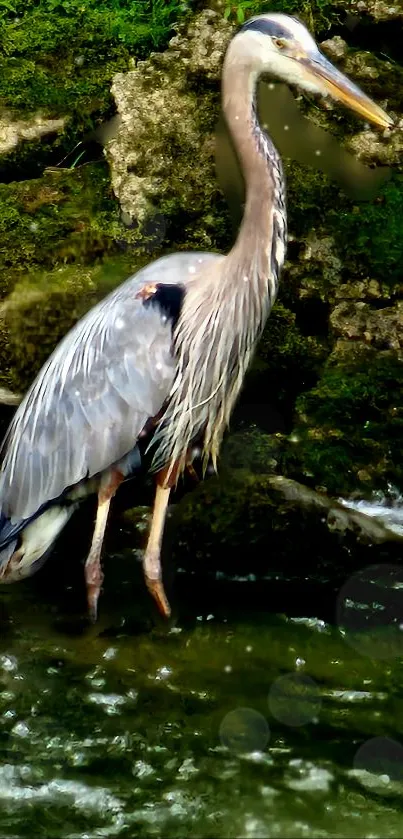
[{"left": 240, "top": 17, "right": 297, "bottom": 40}]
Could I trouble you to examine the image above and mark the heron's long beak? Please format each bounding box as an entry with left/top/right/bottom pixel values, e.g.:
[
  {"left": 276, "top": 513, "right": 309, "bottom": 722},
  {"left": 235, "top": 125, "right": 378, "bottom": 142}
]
[{"left": 300, "top": 51, "right": 393, "bottom": 129}]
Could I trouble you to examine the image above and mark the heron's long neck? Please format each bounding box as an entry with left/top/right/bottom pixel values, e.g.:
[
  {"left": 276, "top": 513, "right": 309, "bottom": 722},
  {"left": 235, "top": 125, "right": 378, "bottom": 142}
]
[
  {"left": 151, "top": 41, "right": 288, "bottom": 477},
  {"left": 222, "top": 44, "right": 287, "bottom": 309}
]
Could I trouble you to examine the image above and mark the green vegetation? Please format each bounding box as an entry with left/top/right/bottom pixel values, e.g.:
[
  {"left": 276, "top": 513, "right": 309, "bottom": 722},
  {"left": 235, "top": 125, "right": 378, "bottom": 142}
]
[
  {"left": 222, "top": 0, "right": 339, "bottom": 32},
  {"left": 335, "top": 175, "right": 403, "bottom": 284},
  {"left": 0, "top": 163, "right": 145, "bottom": 295},
  {"left": 282, "top": 350, "right": 403, "bottom": 494},
  {"left": 0, "top": 163, "right": 154, "bottom": 391},
  {"left": 253, "top": 302, "right": 327, "bottom": 416},
  {"left": 2, "top": 254, "right": 144, "bottom": 390},
  {"left": 285, "top": 162, "right": 342, "bottom": 240},
  {"left": 221, "top": 426, "right": 284, "bottom": 474},
  {"left": 0, "top": 0, "right": 193, "bottom": 177},
  {"left": 285, "top": 165, "right": 403, "bottom": 289}
]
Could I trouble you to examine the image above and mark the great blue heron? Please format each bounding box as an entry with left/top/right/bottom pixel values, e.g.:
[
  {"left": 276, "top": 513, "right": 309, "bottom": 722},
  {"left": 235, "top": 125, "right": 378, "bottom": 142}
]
[{"left": 0, "top": 14, "right": 392, "bottom": 621}]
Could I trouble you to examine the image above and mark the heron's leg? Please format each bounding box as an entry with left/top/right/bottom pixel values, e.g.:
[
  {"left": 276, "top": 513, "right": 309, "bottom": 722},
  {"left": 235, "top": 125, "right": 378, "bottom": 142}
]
[
  {"left": 85, "top": 469, "right": 123, "bottom": 622},
  {"left": 143, "top": 480, "right": 172, "bottom": 618},
  {"left": 143, "top": 454, "right": 193, "bottom": 618}
]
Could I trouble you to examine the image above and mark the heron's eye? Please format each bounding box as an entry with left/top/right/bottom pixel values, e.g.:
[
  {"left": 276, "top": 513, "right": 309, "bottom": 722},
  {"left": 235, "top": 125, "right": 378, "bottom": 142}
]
[{"left": 273, "top": 37, "right": 288, "bottom": 50}]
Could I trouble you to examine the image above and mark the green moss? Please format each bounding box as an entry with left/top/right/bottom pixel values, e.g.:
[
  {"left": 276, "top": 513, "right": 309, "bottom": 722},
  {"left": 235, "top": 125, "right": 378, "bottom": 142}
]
[
  {"left": 0, "top": 162, "right": 151, "bottom": 296},
  {"left": 171, "top": 469, "right": 278, "bottom": 557},
  {"left": 3, "top": 265, "right": 96, "bottom": 389},
  {"left": 0, "top": 1, "right": 191, "bottom": 114},
  {"left": 334, "top": 175, "right": 403, "bottom": 284},
  {"left": 0, "top": 0, "right": 193, "bottom": 176},
  {"left": 249, "top": 171, "right": 403, "bottom": 493},
  {"left": 251, "top": 302, "right": 327, "bottom": 414},
  {"left": 222, "top": 426, "right": 284, "bottom": 473},
  {"left": 0, "top": 160, "right": 152, "bottom": 392},
  {"left": 282, "top": 167, "right": 403, "bottom": 294},
  {"left": 285, "top": 162, "right": 342, "bottom": 238},
  {"left": 282, "top": 350, "right": 403, "bottom": 493}
]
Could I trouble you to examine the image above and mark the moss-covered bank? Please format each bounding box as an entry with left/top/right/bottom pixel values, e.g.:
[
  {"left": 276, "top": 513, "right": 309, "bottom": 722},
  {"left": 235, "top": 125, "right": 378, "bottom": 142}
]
[{"left": 0, "top": 1, "right": 402, "bottom": 557}]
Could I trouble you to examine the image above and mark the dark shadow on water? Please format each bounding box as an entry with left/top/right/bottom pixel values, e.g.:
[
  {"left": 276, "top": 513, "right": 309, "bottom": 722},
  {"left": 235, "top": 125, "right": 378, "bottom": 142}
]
[{"left": 1, "top": 488, "right": 400, "bottom": 644}]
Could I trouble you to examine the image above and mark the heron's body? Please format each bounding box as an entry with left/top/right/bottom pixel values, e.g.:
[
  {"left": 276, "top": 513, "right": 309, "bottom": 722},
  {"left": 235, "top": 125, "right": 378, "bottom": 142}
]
[
  {"left": 0, "top": 253, "right": 219, "bottom": 591},
  {"left": 0, "top": 13, "right": 392, "bottom": 617}
]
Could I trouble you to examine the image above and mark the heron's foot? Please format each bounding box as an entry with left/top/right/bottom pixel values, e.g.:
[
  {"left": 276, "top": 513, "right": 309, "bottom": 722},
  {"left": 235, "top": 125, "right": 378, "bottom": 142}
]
[
  {"left": 143, "top": 548, "right": 171, "bottom": 619},
  {"left": 85, "top": 556, "right": 104, "bottom": 623}
]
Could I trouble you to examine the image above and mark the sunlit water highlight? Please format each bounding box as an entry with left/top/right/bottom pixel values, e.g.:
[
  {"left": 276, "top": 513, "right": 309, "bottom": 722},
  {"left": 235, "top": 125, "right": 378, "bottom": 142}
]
[{"left": 340, "top": 484, "right": 403, "bottom": 538}]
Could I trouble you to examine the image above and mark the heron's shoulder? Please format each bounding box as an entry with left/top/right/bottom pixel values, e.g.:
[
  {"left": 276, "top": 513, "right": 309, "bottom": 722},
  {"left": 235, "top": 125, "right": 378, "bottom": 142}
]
[{"left": 118, "top": 250, "right": 224, "bottom": 293}]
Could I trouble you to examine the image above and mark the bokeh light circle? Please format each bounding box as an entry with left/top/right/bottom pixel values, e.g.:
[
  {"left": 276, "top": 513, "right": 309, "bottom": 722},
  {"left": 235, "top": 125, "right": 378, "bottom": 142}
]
[
  {"left": 336, "top": 564, "right": 403, "bottom": 660},
  {"left": 268, "top": 673, "right": 321, "bottom": 727},
  {"left": 352, "top": 737, "right": 403, "bottom": 796},
  {"left": 219, "top": 707, "right": 270, "bottom": 754}
]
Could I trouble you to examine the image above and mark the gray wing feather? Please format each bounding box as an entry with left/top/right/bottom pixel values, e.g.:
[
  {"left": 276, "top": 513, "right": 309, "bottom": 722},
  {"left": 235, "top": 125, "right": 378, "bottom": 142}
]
[{"left": 0, "top": 251, "right": 220, "bottom": 522}]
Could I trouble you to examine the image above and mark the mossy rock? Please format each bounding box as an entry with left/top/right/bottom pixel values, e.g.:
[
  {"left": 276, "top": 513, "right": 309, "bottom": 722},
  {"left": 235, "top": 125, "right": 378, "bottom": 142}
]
[
  {"left": 207, "top": 0, "right": 341, "bottom": 33},
  {"left": 0, "top": 0, "right": 193, "bottom": 177},
  {"left": 252, "top": 302, "right": 327, "bottom": 417},
  {"left": 106, "top": 10, "right": 234, "bottom": 253},
  {"left": 331, "top": 0, "right": 403, "bottom": 22},
  {"left": 280, "top": 347, "right": 403, "bottom": 495},
  {"left": 0, "top": 160, "right": 159, "bottom": 392},
  {"left": 0, "top": 163, "right": 131, "bottom": 294},
  {"left": 333, "top": 176, "right": 403, "bottom": 285},
  {"left": 167, "top": 466, "right": 403, "bottom": 582},
  {"left": 221, "top": 426, "right": 286, "bottom": 474}
]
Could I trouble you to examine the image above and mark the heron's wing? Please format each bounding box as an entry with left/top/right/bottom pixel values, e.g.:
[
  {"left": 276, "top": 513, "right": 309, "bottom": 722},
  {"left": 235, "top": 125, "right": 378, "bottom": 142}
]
[{"left": 0, "top": 252, "right": 221, "bottom": 522}]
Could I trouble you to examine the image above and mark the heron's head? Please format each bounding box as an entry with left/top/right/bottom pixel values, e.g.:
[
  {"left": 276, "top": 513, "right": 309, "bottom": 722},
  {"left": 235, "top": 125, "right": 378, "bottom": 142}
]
[{"left": 239, "top": 13, "right": 393, "bottom": 130}]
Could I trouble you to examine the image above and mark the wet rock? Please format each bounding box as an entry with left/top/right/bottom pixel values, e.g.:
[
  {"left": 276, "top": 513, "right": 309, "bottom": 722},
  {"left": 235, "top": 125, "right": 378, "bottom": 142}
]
[
  {"left": 0, "top": 387, "right": 22, "bottom": 407},
  {"left": 332, "top": 0, "right": 403, "bottom": 22},
  {"left": 346, "top": 127, "right": 403, "bottom": 169},
  {"left": 167, "top": 466, "right": 403, "bottom": 583},
  {"left": 106, "top": 10, "right": 233, "bottom": 247},
  {"left": 0, "top": 113, "right": 66, "bottom": 156},
  {"left": 330, "top": 300, "right": 403, "bottom": 351},
  {"left": 269, "top": 474, "right": 403, "bottom": 544},
  {"left": 298, "top": 235, "right": 343, "bottom": 299}
]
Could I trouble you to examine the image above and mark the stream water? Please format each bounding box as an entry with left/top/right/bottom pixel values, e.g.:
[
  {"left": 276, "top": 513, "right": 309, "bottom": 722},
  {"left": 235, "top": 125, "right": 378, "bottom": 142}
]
[{"left": 0, "top": 537, "right": 403, "bottom": 839}]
